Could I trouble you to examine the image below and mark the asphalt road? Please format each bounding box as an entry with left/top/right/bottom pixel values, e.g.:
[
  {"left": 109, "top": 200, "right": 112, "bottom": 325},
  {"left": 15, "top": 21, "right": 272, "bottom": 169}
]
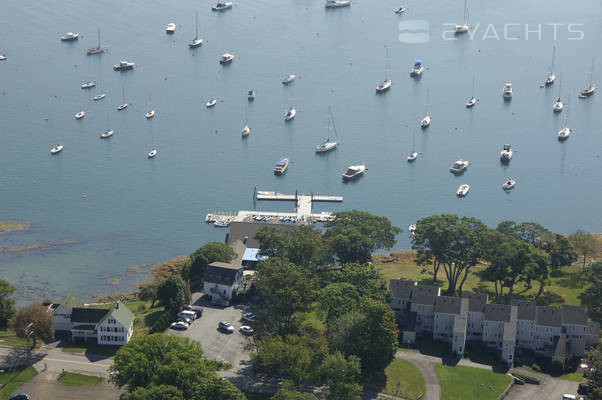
[{"left": 0, "top": 346, "right": 112, "bottom": 375}]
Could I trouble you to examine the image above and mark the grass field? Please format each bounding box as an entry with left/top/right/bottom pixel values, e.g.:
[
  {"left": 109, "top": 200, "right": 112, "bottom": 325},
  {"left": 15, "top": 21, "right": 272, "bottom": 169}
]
[
  {"left": 374, "top": 252, "right": 589, "bottom": 306},
  {"left": 58, "top": 371, "right": 103, "bottom": 387},
  {"left": 436, "top": 365, "right": 512, "bottom": 400},
  {"left": 381, "top": 359, "right": 425, "bottom": 399},
  {"left": 0, "top": 330, "right": 39, "bottom": 349},
  {"left": 0, "top": 366, "right": 38, "bottom": 400}
]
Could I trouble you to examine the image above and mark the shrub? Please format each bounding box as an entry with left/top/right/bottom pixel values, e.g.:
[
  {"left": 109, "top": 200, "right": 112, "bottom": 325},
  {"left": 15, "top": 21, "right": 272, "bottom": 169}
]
[{"left": 150, "top": 311, "right": 171, "bottom": 333}]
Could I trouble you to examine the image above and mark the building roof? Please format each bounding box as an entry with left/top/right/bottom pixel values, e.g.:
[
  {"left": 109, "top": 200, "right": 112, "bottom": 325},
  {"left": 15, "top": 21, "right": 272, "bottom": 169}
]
[
  {"left": 410, "top": 285, "right": 440, "bottom": 305},
  {"left": 204, "top": 262, "right": 243, "bottom": 286},
  {"left": 54, "top": 293, "right": 84, "bottom": 313},
  {"left": 226, "top": 222, "right": 296, "bottom": 249},
  {"left": 389, "top": 279, "right": 416, "bottom": 300},
  {"left": 484, "top": 304, "right": 513, "bottom": 323},
  {"left": 434, "top": 296, "right": 463, "bottom": 315},
  {"left": 536, "top": 306, "right": 562, "bottom": 327},
  {"left": 100, "top": 302, "right": 134, "bottom": 328},
  {"left": 242, "top": 248, "right": 267, "bottom": 263},
  {"left": 71, "top": 307, "right": 109, "bottom": 324},
  {"left": 511, "top": 300, "right": 537, "bottom": 321},
  {"left": 561, "top": 305, "right": 588, "bottom": 326},
  {"left": 461, "top": 292, "right": 488, "bottom": 313}
]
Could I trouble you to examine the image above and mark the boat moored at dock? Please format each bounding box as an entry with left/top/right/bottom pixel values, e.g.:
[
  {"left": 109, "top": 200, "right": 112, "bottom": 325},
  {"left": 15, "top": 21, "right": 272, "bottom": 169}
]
[{"left": 274, "top": 158, "right": 290, "bottom": 175}]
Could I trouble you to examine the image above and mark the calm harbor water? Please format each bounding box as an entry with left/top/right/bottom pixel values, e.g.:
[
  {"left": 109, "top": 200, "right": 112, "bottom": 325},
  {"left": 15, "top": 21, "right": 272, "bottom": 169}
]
[{"left": 1, "top": 0, "right": 601, "bottom": 302}]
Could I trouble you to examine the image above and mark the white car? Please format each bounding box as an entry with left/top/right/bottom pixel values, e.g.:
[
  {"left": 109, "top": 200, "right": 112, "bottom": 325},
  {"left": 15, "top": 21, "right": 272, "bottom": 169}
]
[
  {"left": 239, "top": 325, "right": 254, "bottom": 335},
  {"left": 243, "top": 312, "right": 256, "bottom": 323},
  {"left": 218, "top": 321, "right": 234, "bottom": 333},
  {"left": 170, "top": 321, "right": 188, "bottom": 330}
]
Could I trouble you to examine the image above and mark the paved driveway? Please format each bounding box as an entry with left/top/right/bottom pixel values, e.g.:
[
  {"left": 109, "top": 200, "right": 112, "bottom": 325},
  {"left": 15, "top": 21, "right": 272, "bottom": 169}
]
[
  {"left": 169, "top": 302, "right": 253, "bottom": 373},
  {"left": 504, "top": 368, "right": 580, "bottom": 400}
]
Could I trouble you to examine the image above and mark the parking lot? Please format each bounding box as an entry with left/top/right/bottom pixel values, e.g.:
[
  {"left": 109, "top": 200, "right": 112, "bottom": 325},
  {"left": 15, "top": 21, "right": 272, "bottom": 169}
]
[{"left": 169, "top": 300, "right": 253, "bottom": 373}]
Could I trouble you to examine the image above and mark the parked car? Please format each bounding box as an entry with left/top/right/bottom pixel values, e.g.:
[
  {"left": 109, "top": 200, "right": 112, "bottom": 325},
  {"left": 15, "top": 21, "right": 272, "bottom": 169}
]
[
  {"left": 190, "top": 306, "right": 203, "bottom": 318},
  {"left": 177, "top": 316, "right": 193, "bottom": 325},
  {"left": 561, "top": 395, "right": 577, "bottom": 400},
  {"left": 9, "top": 394, "right": 30, "bottom": 400},
  {"left": 243, "top": 312, "right": 256, "bottom": 323},
  {"left": 177, "top": 310, "right": 196, "bottom": 321},
  {"left": 170, "top": 321, "right": 189, "bottom": 330},
  {"left": 578, "top": 383, "right": 591, "bottom": 395},
  {"left": 239, "top": 325, "right": 254, "bottom": 335},
  {"left": 218, "top": 321, "right": 234, "bottom": 333}
]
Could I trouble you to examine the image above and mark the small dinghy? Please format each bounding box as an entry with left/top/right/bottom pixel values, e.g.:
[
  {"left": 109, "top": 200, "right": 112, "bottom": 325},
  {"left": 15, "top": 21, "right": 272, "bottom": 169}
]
[
  {"left": 407, "top": 152, "right": 418, "bottom": 162},
  {"left": 206, "top": 99, "right": 217, "bottom": 107},
  {"left": 248, "top": 90, "right": 255, "bottom": 100},
  {"left": 117, "top": 103, "right": 128, "bottom": 110},
  {"left": 50, "top": 145, "right": 64, "bottom": 154},
  {"left": 219, "top": 53, "right": 234, "bottom": 64},
  {"left": 100, "top": 129, "right": 114, "bottom": 139},
  {"left": 166, "top": 23, "right": 176, "bottom": 34},
  {"left": 502, "top": 178, "right": 516, "bottom": 191},
  {"left": 457, "top": 184, "right": 470, "bottom": 197},
  {"left": 75, "top": 109, "right": 86, "bottom": 119},
  {"left": 81, "top": 81, "right": 96, "bottom": 89},
  {"left": 93, "top": 93, "right": 106, "bottom": 101},
  {"left": 148, "top": 149, "right": 158, "bottom": 158},
  {"left": 395, "top": 5, "right": 406, "bottom": 14},
  {"left": 145, "top": 110, "right": 155, "bottom": 119},
  {"left": 241, "top": 125, "right": 250, "bottom": 137},
  {"left": 465, "top": 97, "right": 476, "bottom": 108},
  {"left": 557, "top": 127, "right": 571, "bottom": 141},
  {"left": 282, "top": 74, "right": 296, "bottom": 84}
]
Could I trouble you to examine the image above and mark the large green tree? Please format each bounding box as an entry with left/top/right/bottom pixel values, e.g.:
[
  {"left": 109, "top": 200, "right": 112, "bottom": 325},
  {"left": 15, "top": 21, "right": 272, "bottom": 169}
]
[
  {"left": 412, "top": 214, "right": 458, "bottom": 282},
  {"left": 256, "top": 226, "right": 330, "bottom": 269},
  {"left": 272, "top": 388, "right": 319, "bottom": 400},
  {"left": 318, "top": 283, "right": 361, "bottom": 322},
  {"left": 327, "top": 263, "right": 391, "bottom": 304},
  {"left": 319, "top": 352, "right": 362, "bottom": 400},
  {"left": 121, "top": 385, "right": 183, "bottom": 400},
  {"left": 0, "top": 279, "right": 16, "bottom": 328},
  {"left": 579, "top": 261, "right": 602, "bottom": 323},
  {"left": 182, "top": 242, "right": 236, "bottom": 280},
  {"left": 156, "top": 275, "right": 188, "bottom": 314},
  {"left": 585, "top": 347, "right": 602, "bottom": 400},
  {"left": 569, "top": 230, "right": 598, "bottom": 271},
  {"left": 10, "top": 304, "right": 54, "bottom": 348}
]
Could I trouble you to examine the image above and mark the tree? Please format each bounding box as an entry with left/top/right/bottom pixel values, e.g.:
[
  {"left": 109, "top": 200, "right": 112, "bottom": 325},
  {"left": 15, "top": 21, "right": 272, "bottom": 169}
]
[
  {"left": 319, "top": 352, "right": 362, "bottom": 400},
  {"left": 497, "top": 221, "right": 552, "bottom": 248},
  {"left": 326, "top": 227, "right": 375, "bottom": 264},
  {"left": 0, "top": 279, "right": 15, "bottom": 328},
  {"left": 182, "top": 242, "right": 236, "bottom": 280},
  {"left": 584, "top": 347, "right": 602, "bottom": 400},
  {"left": 256, "top": 226, "right": 330, "bottom": 269},
  {"left": 569, "top": 230, "right": 598, "bottom": 271},
  {"left": 412, "top": 214, "right": 458, "bottom": 282},
  {"left": 329, "top": 297, "right": 397, "bottom": 374},
  {"left": 156, "top": 275, "right": 188, "bottom": 314},
  {"left": 579, "top": 261, "right": 602, "bottom": 323},
  {"left": 254, "top": 258, "right": 316, "bottom": 335},
  {"left": 328, "top": 263, "right": 391, "bottom": 304},
  {"left": 10, "top": 304, "right": 54, "bottom": 349},
  {"left": 318, "top": 283, "right": 361, "bottom": 322},
  {"left": 544, "top": 234, "right": 578, "bottom": 270},
  {"left": 272, "top": 388, "right": 319, "bottom": 400},
  {"left": 121, "top": 385, "right": 183, "bottom": 400},
  {"left": 138, "top": 283, "right": 157, "bottom": 307}
]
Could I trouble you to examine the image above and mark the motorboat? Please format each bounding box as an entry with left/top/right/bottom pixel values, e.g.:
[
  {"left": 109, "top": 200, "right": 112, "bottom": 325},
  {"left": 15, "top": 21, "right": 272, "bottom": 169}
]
[
  {"left": 0, "top": 55, "right": 6, "bottom": 60},
  {"left": 408, "top": 224, "right": 416, "bottom": 234},
  {"left": 342, "top": 164, "right": 365, "bottom": 181},
  {"left": 500, "top": 144, "right": 513, "bottom": 162},
  {"left": 553, "top": 98, "right": 564, "bottom": 112},
  {"left": 284, "top": 106, "right": 296, "bottom": 121},
  {"left": 503, "top": 83, "right": 513, "bottom": 99},
  {"left": 557, "top": 127, "right": 571, "bottom": 141},
  {"left": 81, "top": 81, "right": 96, "bottom": 89},
  {"left": 50, "top": 145, "right": 64, "bottom": 154},
  {"left": 316, "top": 140, "right": 339, "bottom": 153},
  {"left": 395, "top": 5, "right": 406, "bottom": 14},
  {"left": 420, "top": 114, "right": 431, "bottom": 128},
  {"left": 376, "top": 79, "right": 392, "bottom": 93},
  {"left": 241, "top": 125, "right": 250, "bottom": 137},
  {"left": 212, "top": 1, "right": 233, "bottom": 11},
  {"left": 213, "top": 220, "right": 230, "bottom": 227},
  {"left": 189, "top": 12, "right": 203, "bottom": 48},
  {"left": 166, "top": 23, "right": 176, "bottom": 34},
  {"left": 465, "top": 97, "right": 476, "bottom": 108},
  {"left": 93, "top": 94, "right": 106, "bottom": 101},
  {"left": 148, "top": 149, "right": 158, "bottom": 158},
  {"left": 113, "top": 61, "right": 135, "bottom": 71},
  {"left": 282, "top": 74, "right": 296, "bottom": 84},
  {"left": 220, "top": 53, "right": 234, "bottom": 64},
  {"left": 87, "top": 27, "right": 107, "bottom": 55},
  {"left": 75, "top": 109, "right": 86, "bottom": 119},
  {"left": 457, "top": 184, "right": 470, "bottom": 197},
  {"left": 117, "top": 103, "right": 128, "bottom": 111},
  {"left": 61, "top": 32, "right": 79, "bottom": 41},
  {"left": 100, "top": 129, "right": 114, "bottom": 138},
  {"left": 455, "top": 0, "right": 470, "bottom": 33},
  {"left": 274, "top": 158, "right": 289, "bottom": 175},
  {"left": 502, "top": 178, "right": 516, "bottom": 191},
  {"left": 407, "top": 152, "right": 418, "bottom": 161},
  {"left": 450, "top": 159, "right": 469, "bottom": 174},
  {"left": 410, "top": 60, "right": 424, "bottom": 77},
  {"left": 206, "top": 99, "right": 217, "bottom": 107},
  {"left": 248, "top": 90, "right": 255, "bottom": 100},
  {"left": 325, "top": 0, "right": 351, "bottom": 8},
  {"left": 146, "top": 110, "right": 155, "bottom": 119}
]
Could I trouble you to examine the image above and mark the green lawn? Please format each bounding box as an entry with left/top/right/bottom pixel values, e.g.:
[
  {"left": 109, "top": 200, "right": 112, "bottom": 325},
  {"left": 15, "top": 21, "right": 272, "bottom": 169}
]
[
  {"left": 0, "top": 366, "right": 38, "bottom": 400},
  {"left": 58, "top": 371, "right": 102, "bottom": 387},
  {"left": 60, "top": 342, "right": 120, "bottom": 357},
  {"left": 436, "top": 365, "right": 512, "bottom": 400},
  {"left": 381, "top": 359, "right": 425, "bottom": 399},
  {"left": 0, "top": 330, "right": 40, "bottom": 349}
]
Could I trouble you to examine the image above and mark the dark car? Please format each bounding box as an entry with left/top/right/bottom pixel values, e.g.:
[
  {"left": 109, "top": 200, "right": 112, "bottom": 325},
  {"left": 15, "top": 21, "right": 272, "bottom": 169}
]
[
  {"left": 9, "top": 393, "right": 31, "bottom": 400},
  {"left": 578, "top": 382, "right": 591, "bottom": 395},
  {"left": 183, "top": 305, "right": 203, "bottom": 318}
]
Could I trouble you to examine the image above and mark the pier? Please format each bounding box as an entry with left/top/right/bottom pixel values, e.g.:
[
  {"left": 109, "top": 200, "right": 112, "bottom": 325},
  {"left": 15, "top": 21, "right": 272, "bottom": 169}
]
[{"left": 206, "top": 189, "right": 343, "bottom": 226}]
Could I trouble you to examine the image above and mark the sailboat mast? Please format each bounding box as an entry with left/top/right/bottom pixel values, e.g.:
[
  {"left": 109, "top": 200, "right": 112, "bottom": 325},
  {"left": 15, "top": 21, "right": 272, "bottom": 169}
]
[
  {"left": 195, "top": 11, "right": 199, "bottom": 39},
  {"left": 589, "top": 58, "right": 594, "bottom": 86},
  {"left": 384, "top": 46, "right": 389, "bottom": 81},
  {"left": 463, "top": 0, "right": 468, "bottom": 24},
  {"left": 97, "top": 26, "right": 101, "bottom": 48},
  {"left": 330, "top": 107, "right": 339, "bottom": 141}
]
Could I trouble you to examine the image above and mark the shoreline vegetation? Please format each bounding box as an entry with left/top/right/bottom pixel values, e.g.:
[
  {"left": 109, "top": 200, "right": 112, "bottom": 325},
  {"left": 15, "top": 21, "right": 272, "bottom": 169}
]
[{"left": 0, "top": 220, "right": 30, "bottom": 235}]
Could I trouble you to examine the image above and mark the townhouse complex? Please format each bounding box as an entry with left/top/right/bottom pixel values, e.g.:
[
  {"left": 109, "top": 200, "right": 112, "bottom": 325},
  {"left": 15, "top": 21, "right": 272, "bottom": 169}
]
[{"left": 389, "top": 279, "right": 600, "bottom": 364}]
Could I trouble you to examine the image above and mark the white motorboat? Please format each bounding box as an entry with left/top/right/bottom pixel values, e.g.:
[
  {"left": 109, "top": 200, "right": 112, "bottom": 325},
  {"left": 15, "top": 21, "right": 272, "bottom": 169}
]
[
  {"left": 502, "top": 178, "right": 516, "bottom": 191},
  {"left": 465, "top": 97, "right": 476, "bottom": 108},
  {"left": 316, "top": 107, "right": 340, "bottom": 153},
  {"left": 81, "top": 81, "right": 96, "bottom": 89},
  {"left": 325, "top": 0, "right": 351, "bottom": 8},
  {"left": 553, "top": 98, "right": 564, "bottom": 112},
  {"left": 75, "top": 109, "right": 86, "bottom": 119},
  {"left": 376, "top": 46, "right": 391, "bottom": 93},
  {"left": 148, "top": 149, "right": 158, "bottom": 158},
  {"left": 113, "top": 61, "right": 135, "bottom": 71},
  {"left": 61, "top": 32, "right": 79, "bottom": 41},
  {"left": 557, "top": 127, "right": 571, "bottom": 141},
  {"left": 500, "top": 144, "right": 513, "bottom": 162},
  {"left": 100, "top": 129, "right": 114, "bottom": 138},
  {"left": 394, "top": 6, "right": 406, "bottom": 14},
  {"left": 50, "top": 145, "right": 64, "bottom": 154},
  {"left": 118, "top": 103, "right": 128, "bottom": 110},
  {"left": 189, "top": 12, "right": 203, "bottom": 48},
  {"left": 93, "top": 93, "right": 106, "bottom": 101},
  {"left": 0, "top": 55, "right": 6, "bottom": 60},
  {"left": 206, "top": 99, "right": 217, "bottom": 107},
  {"left": 503, "top": 83, "right": 513, "bottom": 99},
  {"left": 450, "top": 159, "right": 469, "bottom": 174},
  {"left": 410, "top": 60, "right": 424, "bottom": 77},
  {"left": 454, "top": 0, "right": 470, "bottom": 34},
  {"left": 407, "top": 152, "right": 418, "bottom": 161},
  {"left": 146, "top": 110, "right": 155, "bottom": 119},
  {"left": 457, "top": 184, "right": 470, "bottom": 197},
  {"left": 284, "top": 106, "right": 296, "bottom": 121},
  {"left": 241, "top": 125, "right": 250, "bottom": 137},
  {"left": 420, "top": 114, "right": 431, "bottom": 128},
  {"left": 214, "top": 220, "right": 230, "bottom": 227},
  {"left": 342, "top": 164, "right": 366, "bottom": 181},
  {"left": 220, "top": 53, "right": 234, "bottom": 64},
  {"left": 248, "top": 90, "right": 255, "bottom": 100},
  {"left": 274, "top": 158, "right": 290, "bottom": 175},
  {"left": 212, "top": 1, "right": 233, "bottom": 11},
  {"left": 166, "top": 23, "right": 176, "bottom": 34},
  {"left": 282, "top": 74, "right": 296, "bottom": 84},
  {"left": 545, "top": 46, "right": 556, "bottom": 86},
  {"left": 408, "top": 224, "right": 416, "bottom": 234}
]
